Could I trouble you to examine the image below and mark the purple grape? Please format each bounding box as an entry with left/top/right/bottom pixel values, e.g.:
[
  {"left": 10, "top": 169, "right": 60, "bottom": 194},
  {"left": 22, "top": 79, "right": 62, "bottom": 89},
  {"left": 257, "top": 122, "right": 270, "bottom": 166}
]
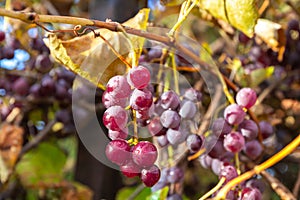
[
  {"left": 241, "top": 187, "right": 262, "bottom": 200},
  {"left": 0, "top": 31, "right": 5, "bottom": 42},
  {"left": 55, "top": 109, "right": 71, "bottom": 124},
  {"left": 105, "top": 139, "right": 131, "bottom": 165},
  {"left": 29, "top": 83, "right": 41, "bottom": 97},
  {"left": 12, "top": 77, "right": 30, "bottom": 96},
  {"left": 55, "top": 83, "right": 68, "bottom": 100},
  {"left": 141, "top": 165, "right": 161, "bottom": 187},
  {"left": 160, "top": 110, "right": 181, "bottom": 129},
  {"left": 199, "top": 155, "right": 212, "bottom": 169},
  {"left": 238, "top": 32, "right": 251, "bottom": 44},
  {"left": 259, "top": 121, "right": 273, "bottom": 139},
  {"left": 211, "top": 159, "right": 223, "bottom": 175},
  {"left": 236, "top": 88, "right": 257, "bottom": 109},
  {"left": 224, "top": 104, "right": 246, "bottom": 125},
  {"left": 160, "top": 90, "right": 180, "bottom": 110},
  {"left": 130, "top": 88, "right": 153, "bottom": 111},
  {"left": 156, "top": 135, "right": 169, "bottom": 147},
  {"left": 40, "top": 75, "right": 56, "bottom": 96},
  {"left": 132, "top": 141, "right": 158, "bottom": 168},
  {"left": 102, "top": 106, "right": 128, "bottom": 131},
  {"left": 224, "top": 132, "right": 245, "bottom": 153},
  {"left": 148, "top": 117, "right": 167, "bottom": 136},
  {"left": 167, "top": 194, "right": 182, "bottom": 200},
  {"left": 106, "top": 75, "right": 131, "bottom": 98},
  {"left": 166, "top": 127, "right": 188, "bottom": 146},
  {"left": 151, "top": 181, "right": 167, "bottom": 192},
  {"left": 179, "top": 101, "right": 197, "bottom": 119},
  {"left": 102, "top": 90, "right": 127, "bottom": 108},
  {"left": 35, "top": 54, "right": 53, "bottom": 73},
  {"left": 186, "top": 134, "right": 203, "bottom": 153},
  {"left": 208, "top": 140, "right": 225, "bottom": 159},
  {"left": 154, "top": 100, "right": 165, "bottom": 116},
  {"left": 2, "top": 46, "right": 15, "bottom": 59},
  {"left": 108, "top": 128, "right": 128, "bottom": 140},
  {"left": 120, "top": 160, "right": 141, "bottom": 177},
  {"left": 219, "top": 165, "right": 238, "bottom": 182},
  {"left": 127, "top": 65, "right": 151, "bottom": 89},
  {"left": 167, "top": 166, "right": 184, "bottom": 183},
  {"left": 243, "top": 140, "right": 263, "bottom": 160},
  {"left": 148, "top": 48, "right": 162, "bottom": 60},
  {"left": 238, "top": 119, "right": 258, "bottom": 140},
  {"left": 211, "top": 118, "right": 232, "bottom": 138},
  {"left": 183, "top": 88, "right": 202, "bottom": 102},
  {"left": 246, "top": 179, "right": 265, "bottom": 193}
]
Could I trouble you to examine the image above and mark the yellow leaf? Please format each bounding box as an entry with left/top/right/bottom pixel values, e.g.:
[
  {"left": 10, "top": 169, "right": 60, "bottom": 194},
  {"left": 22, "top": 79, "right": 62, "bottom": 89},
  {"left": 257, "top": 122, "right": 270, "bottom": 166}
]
[
  {"left": 199, "top": 0, "right": 259, "bottom": 37},
  {"left": 44, "top": 8, "right": 150, "bottom": 90}
]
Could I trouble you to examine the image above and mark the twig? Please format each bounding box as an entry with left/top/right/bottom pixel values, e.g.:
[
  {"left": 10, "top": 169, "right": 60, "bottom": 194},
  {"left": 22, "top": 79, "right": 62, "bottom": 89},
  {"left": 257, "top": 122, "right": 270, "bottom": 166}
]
[
  {"left": 17, "top": 120, "right": 56, "bottom": 160},
  {"left": 260, "top": 170, "right": 296, "bottom": 200},
  {"left": 293, "top": 163, "right": 300, "bottom": 198},
  {"left": 215, "top": 134, "right": 300, "bottom": 199}
]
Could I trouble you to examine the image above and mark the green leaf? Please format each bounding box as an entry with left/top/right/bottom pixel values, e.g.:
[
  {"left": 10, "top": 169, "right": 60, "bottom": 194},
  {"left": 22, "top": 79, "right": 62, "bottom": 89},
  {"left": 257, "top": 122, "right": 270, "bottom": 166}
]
[
  {"left": 199, "top": 0, "right": 259, "bottom": 37},
  {"left": 249, "top": 66, "right": 274, "bottom": 87},
  {"left": 16, "top": 142, "right": 67, "bottom": 187},
  {"left": 116, "top": 186, "right": 151, "bottom": 200},
  {"left": 146, "top": 186, "right": 169, "bottom": 200}
]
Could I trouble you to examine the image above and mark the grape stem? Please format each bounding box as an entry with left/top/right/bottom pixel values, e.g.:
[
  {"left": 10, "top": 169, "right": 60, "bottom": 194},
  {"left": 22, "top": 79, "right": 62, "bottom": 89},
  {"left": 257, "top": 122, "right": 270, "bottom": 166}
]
[
  {"left": 199, "top": 177, "right": 226, "bottom": 200},
  {"left": 215, "top": 134, "right": 300, "bottom": 200}
]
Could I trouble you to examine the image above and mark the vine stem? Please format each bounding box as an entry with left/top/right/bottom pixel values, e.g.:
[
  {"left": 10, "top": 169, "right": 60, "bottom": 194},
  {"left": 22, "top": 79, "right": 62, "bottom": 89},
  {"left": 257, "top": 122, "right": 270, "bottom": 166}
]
[
  {"left": 199, "top": 177, "right": 226, "bottom": 200},
  {"left": 215, "top": 133, "right": 300, "bottom": 200}
]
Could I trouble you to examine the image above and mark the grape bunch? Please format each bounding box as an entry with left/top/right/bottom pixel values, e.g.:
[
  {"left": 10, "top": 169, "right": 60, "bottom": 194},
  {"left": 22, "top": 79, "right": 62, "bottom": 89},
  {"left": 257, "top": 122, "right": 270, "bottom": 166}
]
[
  {"left": 198, "top": 87, "right": 273, "bottom": 199},
  {"left": 102, "top": 63, "right": 204, "bottom": 189}
]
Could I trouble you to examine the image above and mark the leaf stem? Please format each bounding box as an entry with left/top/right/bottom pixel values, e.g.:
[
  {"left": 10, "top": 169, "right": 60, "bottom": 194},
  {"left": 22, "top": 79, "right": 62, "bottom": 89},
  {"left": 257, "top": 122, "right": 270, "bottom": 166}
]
[{"left": 215, "top": 134, "right": 300, "bottom": 199}]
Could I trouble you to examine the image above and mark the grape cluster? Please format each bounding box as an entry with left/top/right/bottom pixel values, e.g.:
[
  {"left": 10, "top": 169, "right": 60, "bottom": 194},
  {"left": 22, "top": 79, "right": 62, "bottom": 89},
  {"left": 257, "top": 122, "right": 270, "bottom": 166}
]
[
  {"left": 199, "top": 87, "right": 273, "bottom": 199},
  {"left": 102, "top": 63, "right": 203, "bottom": 188}
]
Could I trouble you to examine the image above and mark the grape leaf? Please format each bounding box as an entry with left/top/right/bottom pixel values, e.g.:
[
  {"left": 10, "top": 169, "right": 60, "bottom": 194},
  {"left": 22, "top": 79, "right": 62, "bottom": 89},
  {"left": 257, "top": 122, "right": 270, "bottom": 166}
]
[
  {"left": 198, "top": 0, "right": 259, "bottom": 37},
  {"left": 15, "top": 142, "right": 67, "bottom": 187},
  {"left": 146, "top": 186, "right": 169, "bottom": 200},
  {"left": 249, "top": 66, "right": 274, "bottom": 87},
  {"left": 44, "top": 8, "right": 150, "bottom": 90}
]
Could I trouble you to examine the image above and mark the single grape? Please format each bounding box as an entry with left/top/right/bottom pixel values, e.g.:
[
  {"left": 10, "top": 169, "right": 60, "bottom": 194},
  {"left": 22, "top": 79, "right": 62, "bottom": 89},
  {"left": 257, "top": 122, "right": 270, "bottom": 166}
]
[
  {"left": 238, "top": 119, "right": 258, "bottom": 140},
  {"left": 160, "top": 110, "right": 181, "bottom": 129},
  {"left": 241, "top": 187, "right": 262, "bottom": 200},
  {"left": 259, "top": 121, "right": 273, "bottom": 139},
  {"left": 186, "top": 134, "right": 203, "bottom": 153},
  {"left": 236, "top": 88, "right": 257, "bottom": 109},
  {"left": 106, "top": 75, "right": 131, "bottom": 98},
  {"left": 179, "top": 100, "right": 197, "bottom": 119},
  {"left": 211, "top": 118, "right": 232, "bottom": 138},
  {"left": 223, "top": 132, "right": 245, "bottom": 153},
  {"left": 12, "top": 77, "right": 30, "bottom": 96},
  {"left": 246, "top": 179, "right": 265, "bottom": 193},
  {"left": 120, "top": 160, "right": 141, "bottom": 178},
  {"left": 108, "top": 128, "right": 128, "bottom": 140},
  {"left": 29, "top": 83, "right": 41, "bottom": 98},
  {"left": 40, "top": 75, "right": 56, "bottom": 96},
  {"left": 243, "top": 140, "right": 263, "bottom": 160},
  {"left": 167, "top": 166, "right": 184, "bottom": 183},
  {"left": 55, "top": 109, "right": 71, "bottom": 124},
  {"left": 166, "top": 126, "right": 188, "bottom": 146},
  {"left": 132, "top": 141, "right": 158, "bottom": 168},
  {"left": 147, "top": 47, "right": 162, "bottom": 60},
  {"left": 208, "top": 140, "right": 225, "bottom": 159},
  {"left": 224, "top": 104, "right": 246, "bottom": 125},
  {"left": 211, "top": 159, "right": 223, "bottom": 175},
  {"left": 160, "top": 90, "right": 180, "bottom": 110},
  {"left": 130, "top": 88, "right": 153, "bottom": 111},
  {"left": 141, "top": 165, "right": 161, "bottom": 187},
  {"left": 148, "top": 117, "right": 167, "bottom": 136},
  {"left": 2, "top": 46, "right": 15, "bottom": 59},
  {"left": 102, "top": 106, "right": 128, "bottom": 131},
  {"left": 167, "top": 194, "right": 183, "bottom": 200},
  {"left": 156, "top": 135, "right": 169, "bottom": 147},
  {"left": 183, "top": 88, "right": 202, "bottom": 102},
  {"left": 55, "top": 83, "right": 68, "bottom": 100},
  {"left": 102, "top": 90, "right": 127, "bottom": 108},
  {"left": 238, "top": 32, "right": 251, "bottom": 44},
  {"left": 199, "top": 155, "right": 212, "bottom": 169},
  {"left": 105, "top": 139, "right": 131, "bottom": 165},
  {"left": 35, "top": 54, "right": 53, "bottom": 73},
  {"left": 151, "top": 181, "right": 167, "bottom": 192},
  {"left": 0, "top": 31, "right": 5, "bottom": 42},
  {"left": 219, "top": 165, "right": 238, "bottom": 182},
  {"left": 127, "top": 65, "right": 151, "bottom": 89}
]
